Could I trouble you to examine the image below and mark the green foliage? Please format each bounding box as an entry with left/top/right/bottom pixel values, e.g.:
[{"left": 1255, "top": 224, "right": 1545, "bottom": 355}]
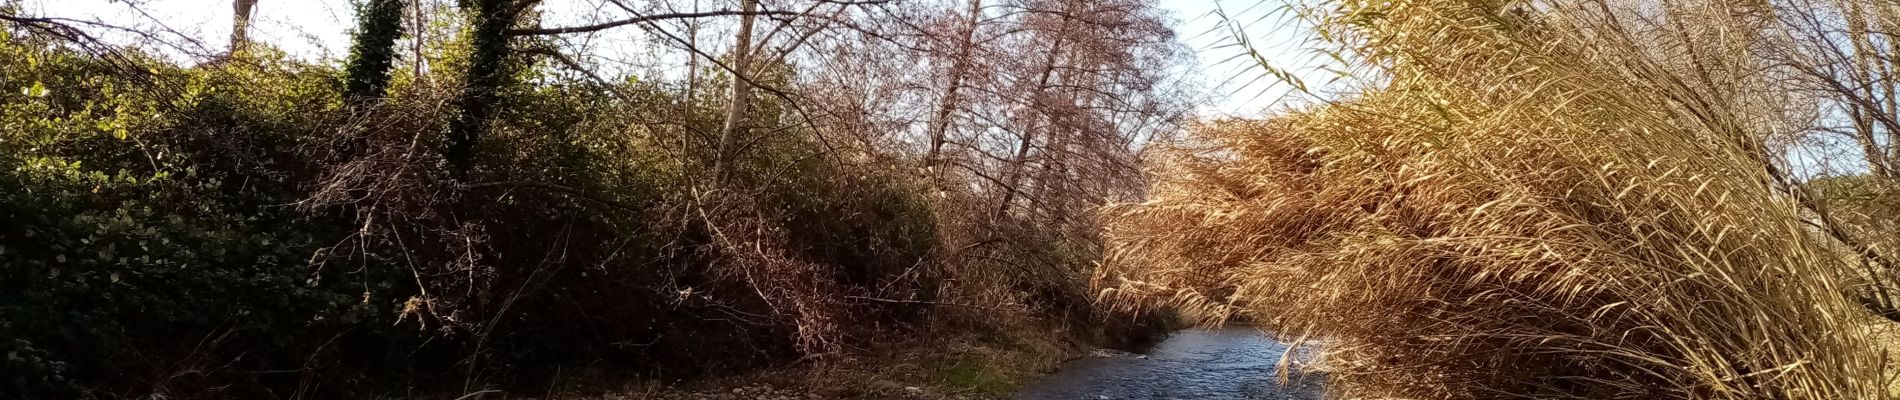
[
  {"left": 746, "top": 142, "right": 941, "bottom": 297},
  {"left": 0, "top": 4, "right": 1108, "bottom": 396},
  {"left": 0, "top": 34, "right": 405, "bottom": 398}
]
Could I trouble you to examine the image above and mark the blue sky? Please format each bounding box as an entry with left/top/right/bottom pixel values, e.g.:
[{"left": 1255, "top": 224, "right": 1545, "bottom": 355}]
[
  {"left": 21, "top": 1, "right": 1855, "bottom": 177},
  {"left": 1158, "top": 0, "right": 1333, "bottom": 116},
  {"left": 15, "top": 0, "right": 1329, "bottom": 116}
]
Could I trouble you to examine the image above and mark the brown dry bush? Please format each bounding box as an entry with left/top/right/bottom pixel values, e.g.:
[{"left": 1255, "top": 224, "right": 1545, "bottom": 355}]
[{"left": 1098, "top": 0, "right": 1893, "bottom": 398}]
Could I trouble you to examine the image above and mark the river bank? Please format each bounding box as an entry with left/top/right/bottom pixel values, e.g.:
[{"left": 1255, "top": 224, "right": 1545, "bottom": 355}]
[{"left": 535, "top": 319, "right": 1105, "bottom": 400}]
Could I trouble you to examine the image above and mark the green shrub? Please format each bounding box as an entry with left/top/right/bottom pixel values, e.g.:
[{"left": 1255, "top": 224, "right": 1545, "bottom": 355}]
[{"left": 0, "top": 38, "right": 412, "bottom": 398}]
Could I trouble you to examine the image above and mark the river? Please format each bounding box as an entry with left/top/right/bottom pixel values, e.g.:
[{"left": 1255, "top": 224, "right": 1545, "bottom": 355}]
[{"left": 1012, "top": 327, "right": 1325, "bottom": 400}]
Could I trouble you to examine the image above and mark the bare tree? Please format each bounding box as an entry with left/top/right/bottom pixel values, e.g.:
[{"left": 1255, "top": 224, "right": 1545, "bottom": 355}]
[{"left": 923, "top": 0, "right": 983, "bottom": 177}]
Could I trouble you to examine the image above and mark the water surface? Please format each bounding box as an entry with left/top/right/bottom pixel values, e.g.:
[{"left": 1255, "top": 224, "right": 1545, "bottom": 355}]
[{"left": 1013, "top": 327, "right": 1324, "bottom": 400}]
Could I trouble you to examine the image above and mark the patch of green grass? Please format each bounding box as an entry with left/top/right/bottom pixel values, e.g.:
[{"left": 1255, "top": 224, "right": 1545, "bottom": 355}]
[{"left": 936, "top": 356, "right": 1013, "bottom": 396}]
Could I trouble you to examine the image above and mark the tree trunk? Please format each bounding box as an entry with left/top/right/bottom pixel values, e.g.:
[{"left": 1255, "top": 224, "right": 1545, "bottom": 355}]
[
  {"left": 446, "top": 0, "right": 518, "bottom": 176},
  {"left": 230, "top": 0, "right": 259, "bottom": 54},
  {"left": 924, "top": 0, "right": 983, "bottom": 178},
  {"left": 343, "top": 0, "right": 406, "bottom": 103},
  {"left": 712, "top": 0, "right": 761, "bottom": 181},
  {"left": 334, "top": 0, "right": 407, "bottom": 160},
  {"left": 994, "top": 7, "right": 1074, "bottom": 221},
  {"left": 411, "top": 0, "right": 429, "bottom": 83}
]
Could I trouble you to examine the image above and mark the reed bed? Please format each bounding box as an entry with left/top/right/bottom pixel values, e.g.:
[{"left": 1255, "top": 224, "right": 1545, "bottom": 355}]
[{"left": 1098, "top": 0, "right": 1893, "bottom": 398}]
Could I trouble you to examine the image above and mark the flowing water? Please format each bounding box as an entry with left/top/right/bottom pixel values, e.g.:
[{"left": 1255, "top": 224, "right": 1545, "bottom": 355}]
[{"left": 1013, "top": 327, "right": 1325, "bottom": 400}]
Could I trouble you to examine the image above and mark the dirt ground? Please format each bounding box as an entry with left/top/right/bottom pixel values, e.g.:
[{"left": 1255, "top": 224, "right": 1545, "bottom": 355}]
[{"left": 518, "top": 321, "right": 1093, "bottom": 400}]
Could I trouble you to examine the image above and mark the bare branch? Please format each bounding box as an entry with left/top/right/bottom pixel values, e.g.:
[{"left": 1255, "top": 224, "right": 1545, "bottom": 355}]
[{"left": 506, "top": 9, "right": 803, "bottom": 36}]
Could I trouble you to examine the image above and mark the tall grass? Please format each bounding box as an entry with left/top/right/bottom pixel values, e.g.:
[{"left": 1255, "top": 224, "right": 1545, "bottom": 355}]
[{"left": 1098, "top": 0, "right": 1893, "bottom": 398}]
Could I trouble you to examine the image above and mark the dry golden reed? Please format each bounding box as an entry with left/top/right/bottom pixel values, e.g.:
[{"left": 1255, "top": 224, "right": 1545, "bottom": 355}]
[{"left": 1098, "top": 0, "right": 1892, "bottom": 398}]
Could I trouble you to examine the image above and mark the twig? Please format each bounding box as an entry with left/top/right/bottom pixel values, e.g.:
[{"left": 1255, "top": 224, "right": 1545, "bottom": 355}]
[
  {"left": 452, "top": 389, "right": 501, "bottom": 400},
  {"left": 841, "top": 295, "right": 1019, "bottom": 312},
  {"left": 458, "top": 181, "right": 646, "bottom": 212},
  {"left": 507, "top": 10, "right": 804, "bottom": 36}
]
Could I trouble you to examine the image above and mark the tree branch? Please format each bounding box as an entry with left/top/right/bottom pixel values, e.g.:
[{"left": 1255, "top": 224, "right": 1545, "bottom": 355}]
[
  {"left": 506, "top": 10, "right": 803, "bottom": 36},
  {"left": 459, "top": 181, "right": 646, "bottom": 212}
]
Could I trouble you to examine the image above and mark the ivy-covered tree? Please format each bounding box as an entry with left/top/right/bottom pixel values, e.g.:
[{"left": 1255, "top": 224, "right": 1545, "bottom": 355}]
[
  {"left": 446, "top": 0, "right": 520, "bottom": 175},
  {"left": 342, "top": 0, "right": 405, "bottom": 103}
]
